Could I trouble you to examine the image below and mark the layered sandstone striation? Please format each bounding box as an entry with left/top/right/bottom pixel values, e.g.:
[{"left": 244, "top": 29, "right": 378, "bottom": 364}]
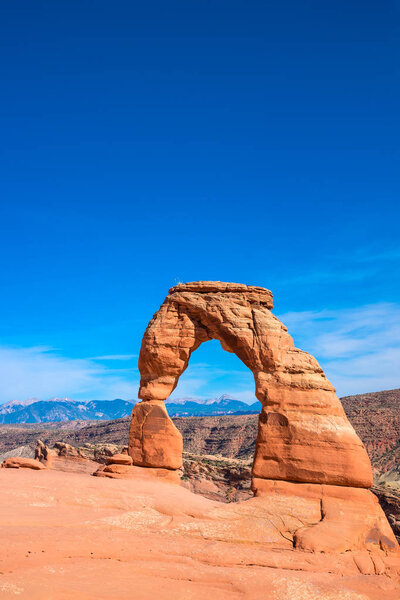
[{"left": 132, "top": 281, "right": 372, "bottom": 488}]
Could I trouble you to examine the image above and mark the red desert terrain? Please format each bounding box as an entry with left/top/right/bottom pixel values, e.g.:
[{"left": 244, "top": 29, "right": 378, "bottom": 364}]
[{"left": 1, "top": 466, "right": 400, "bottom": 600}]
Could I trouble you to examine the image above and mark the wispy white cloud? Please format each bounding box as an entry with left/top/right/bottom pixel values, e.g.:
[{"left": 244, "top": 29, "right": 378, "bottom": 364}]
[
  {"left": 351, "top": 245, "right": 400, "bottom": 264},
  {"left": 0, "top": 346, "right": 139, "bottom": 403},
  {"left": 91, "top": 354, "right": 138, "bottom": 361},
  {"left": 278, "top": 302, "right": 400, "bottom": 396},
  {"left": 277, "top": 244, "right": 400, "bottom": 288},
  {"left": 278, "top": 267, "right": 377, "bottom": 287}
]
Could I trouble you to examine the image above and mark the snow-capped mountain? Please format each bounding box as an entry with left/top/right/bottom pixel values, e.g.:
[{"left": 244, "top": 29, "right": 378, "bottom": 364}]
[
  {"left": 0, "top": 398, "right": 136, "bottom": 424},
  {"left": 0, "top": 398, "right": 41, "bottom": 414},
  {"left": 165, "top": 395, "right": 260, "bottom": 417},
  {"left": 0, "top": 395, "right": 260, "bottom": 423}
]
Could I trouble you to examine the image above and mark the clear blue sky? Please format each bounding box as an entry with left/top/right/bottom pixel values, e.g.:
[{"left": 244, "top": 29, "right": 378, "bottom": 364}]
[{"left": 1, "top": 1, "right": 399, "bottom": 403}]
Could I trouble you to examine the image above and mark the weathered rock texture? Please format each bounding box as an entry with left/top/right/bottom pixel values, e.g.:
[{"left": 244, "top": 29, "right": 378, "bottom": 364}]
[
  {"left": 129, "top": 400, "right": 182, "bottom": 469},
  {"left": 93, "top": 452, "right": 180, "bottom": 483},
  {"left": 3, "top": 468, "right": 400, "bottom": 599},
  {"left": 36, "top": 440, "right": 98, "bottom": 474},
  {"left": 132, "top": 281, "right": 372, "bottom": 489}
]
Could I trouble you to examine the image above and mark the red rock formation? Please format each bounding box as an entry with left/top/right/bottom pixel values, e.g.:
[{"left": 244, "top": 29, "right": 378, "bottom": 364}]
[
  {"left": 106, "top": 453, "right": 133, "bottom": 466},
  {"left": 131, "top": 281, "right": 372, "bottom": 488},
  {"left": 252, "top": 478, "right": 398, "bottom": 553},
  {"left": 2, "top": 456, "right": 45, "bottom": 470},
  {"left": 93, "top": 452, "right": 181, "bottom": 483},
  {"left": 129, "top": 399, "right": 182, "bottom": 469},
  {"left": 41, "top": 441, "right": 98, "bottom": 474}
]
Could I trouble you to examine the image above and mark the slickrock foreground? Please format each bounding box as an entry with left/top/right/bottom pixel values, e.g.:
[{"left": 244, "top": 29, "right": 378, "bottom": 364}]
[{"left": 1, "top": 467, "right": 400, "bottom": 600}]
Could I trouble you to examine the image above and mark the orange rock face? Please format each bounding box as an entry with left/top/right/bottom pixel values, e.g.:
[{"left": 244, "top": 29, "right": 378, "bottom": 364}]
[
  {"left": 132, "top": 281, "right": 372, "bottom": 488},
  {"left": 93, "top": 452, "right": 134, "bottom": 478},
  {"left": 128, "top": 400, "right": 182, "bottom": 469},
  {"left": 252, "top": 478, "right": 398, "bottom": 554}
]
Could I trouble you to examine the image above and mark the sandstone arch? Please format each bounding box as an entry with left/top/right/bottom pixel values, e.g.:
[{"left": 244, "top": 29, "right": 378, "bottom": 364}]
[{"left": 129, "top": 281, "right": 373, "bottom": 489}]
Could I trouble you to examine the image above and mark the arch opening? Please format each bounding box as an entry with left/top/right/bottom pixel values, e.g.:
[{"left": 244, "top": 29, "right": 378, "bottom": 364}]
[
  {"left": 163, "top": 339, "right": 260, "bottom": 502},
  {"left": 167, "top": 338, "right": 258, "bottom": 407}
]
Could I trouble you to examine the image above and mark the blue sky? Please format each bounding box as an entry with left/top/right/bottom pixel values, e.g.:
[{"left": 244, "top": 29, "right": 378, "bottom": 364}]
[{"left": 0, "top": 1, "right": 399, "bottom": 403}]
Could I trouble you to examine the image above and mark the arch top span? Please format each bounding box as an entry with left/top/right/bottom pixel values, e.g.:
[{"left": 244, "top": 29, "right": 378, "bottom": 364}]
[
  {"left": 168, "top": 280, "right": 274, "bottom": 307},
  {"left": 130, "top": 281, "right": 373, "bottom": 489},
  {"left": 138, "top": 280, "right": 331, "bottom": 404}
]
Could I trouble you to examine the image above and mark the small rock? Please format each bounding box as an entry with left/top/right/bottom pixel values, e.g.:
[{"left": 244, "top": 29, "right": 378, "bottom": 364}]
[
  {"left": 106, "top": 453, "right": 133, "bottom": 466},
  {"left": 2, "top": 457, "right": 45, "bottom": 470}
]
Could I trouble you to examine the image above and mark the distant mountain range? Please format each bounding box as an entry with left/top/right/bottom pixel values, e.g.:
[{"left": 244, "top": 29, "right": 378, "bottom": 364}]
[
  {"left": 0, "top": 398, "right": 135, "bottom": 424},
  {"left": 166, "top": 394, "right": 261, "bottom": 417},
  {"left": 0, "top": 395, "right": 261, "bottom": 423}
]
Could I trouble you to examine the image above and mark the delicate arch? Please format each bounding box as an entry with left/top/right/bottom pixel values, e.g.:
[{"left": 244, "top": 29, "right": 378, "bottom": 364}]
[{"left": 129, "top": 281, "right": 373, "bottom": 489}]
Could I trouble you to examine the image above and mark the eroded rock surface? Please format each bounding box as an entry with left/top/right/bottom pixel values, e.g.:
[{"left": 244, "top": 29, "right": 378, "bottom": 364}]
[
  {"left": 93, "top": 452, "right": 181, "bottom": 483},
  {"left": 1, "top": 468, "right": 400, "bottom": 600},
  {"left": 252, "top": 479, "right": 398, "bottom": 553},
  {"left": 93, "top": 452, "right": 134, "bottom": 478},
  {"left": 36, "top": 440, "right": 98, "bottom": 474},
  {"left": 132, "top": 281, "right": 372, "bottom": 488},
  {"left": 129, "top": 400, "right": 182, "bottom": 469}
]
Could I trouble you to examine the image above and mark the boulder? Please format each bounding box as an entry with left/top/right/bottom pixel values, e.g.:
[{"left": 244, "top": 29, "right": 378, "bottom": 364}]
[
  {"left": 44, "top": 442, "right": 97, "bottom": 474},
  {"left": 2, "top": 457, "right": 45, "bottom": 470},
  {"left": 128, "top": 400, "right": 182, "bottom": 469},
  {"left": 106, "top": 453, "right": 133, "bottom": 466},
  {"left": 94, "top": 463, "right": 133, "bottom": 478},
  {"left": 35, "top": 439, "right": 49, "bottom": 461},
  {"left": 93, "top": 462, "right": 181, "bottom": 484},
  {"left": 53, "top": 441, "right": 82, "bottom": 458},
  {"left": 79, "top": 443, "right": 124, "bottom": 463}
]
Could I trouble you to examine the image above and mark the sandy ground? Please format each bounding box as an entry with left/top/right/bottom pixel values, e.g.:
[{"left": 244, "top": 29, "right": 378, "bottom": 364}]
[{"left": 0, "top": 468, "right": 399, "bottom": 600}]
